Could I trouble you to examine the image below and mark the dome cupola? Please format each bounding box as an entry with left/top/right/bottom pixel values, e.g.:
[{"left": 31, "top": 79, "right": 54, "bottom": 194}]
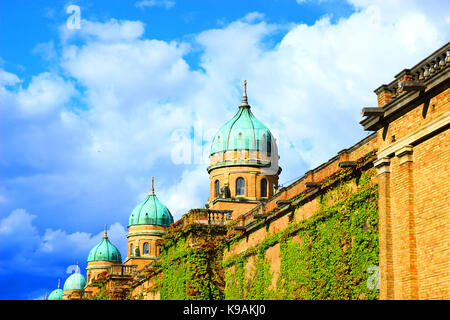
[
  {"left": 210, "top": 80, "right": 273, "bottom": 156},
  {"left": 63, "top": 262, "right": 86, "bottom": 291},
  {"left": 207, "top": 80, "right": 280, "bottom": 210},
  {"left": 87, "top": 225, "right": 122, "bottom": 262},
  {"left": 128, "top": 177, "right": 174, "bottom": 227},
  {"left": 48, "top": 279, "right": 63, "bottom": 300}
]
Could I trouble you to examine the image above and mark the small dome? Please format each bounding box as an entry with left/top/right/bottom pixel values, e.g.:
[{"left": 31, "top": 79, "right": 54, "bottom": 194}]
[
  {"left": 210, "top": 80, "right": 273, "bottom": 156},
  {"left": 128, "top": 178, "right": 174, "bottom": 227},
  {"left": 48, "top": 288, "right": 62, "bottom": 300},
  {"left": 87, "top": 225, "right": 122, "bottom": 262},
  {"left": 48, "top": 279, "right": 62, "bottom": 300},
  {"left": 63, "top": 264, "right": 86, "bottom": 291}
]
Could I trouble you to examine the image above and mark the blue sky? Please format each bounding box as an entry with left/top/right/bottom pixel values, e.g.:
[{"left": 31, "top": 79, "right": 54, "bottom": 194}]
[{"left": 0, "top": 0, "right": 448, "bottom": 299}]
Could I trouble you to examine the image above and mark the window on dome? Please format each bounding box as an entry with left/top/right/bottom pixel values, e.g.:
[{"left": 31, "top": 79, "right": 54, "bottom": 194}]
[
  {"left": 143, "top": 242, "right": 149, "bottom": 255},
  {"left": 130, "top": 244, "right": 134, "bottom": 256},
  {"left": 261, "top": 178, "right": 268, "bottom": 197},
  {"left": 236, "top": 178, "right": 245, "bottom": 196},
  {"left": 215, "top": 180, "right": 220, "bottom": 197}
]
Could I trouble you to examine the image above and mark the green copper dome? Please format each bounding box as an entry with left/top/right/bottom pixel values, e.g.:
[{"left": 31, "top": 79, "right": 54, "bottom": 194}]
[
  {"left": 48, "top": 280, "right": 62, "bottom": 300},
  {"left": 63, "top": 264, "right": 86, "bottom": 291},
  {"left": 128, "top": 178, "right": 174, "bottom": 227},
  {"left": 210, "top": 81, "right": 272, "bottom": 156},
  {"left": 87, "top": 226, "right": 122, "bottom": 262},
  {"left": 48, "top": 288, "right": 62, "bottom": 300}
]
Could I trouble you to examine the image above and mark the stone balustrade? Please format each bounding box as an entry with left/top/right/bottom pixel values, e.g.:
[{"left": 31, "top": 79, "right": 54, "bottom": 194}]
[
  {"left": 109, "top": 264, "right": 138, "bottom": 276},
  {"left": 382, "top": 42, "right": 449, "bottom": 100},
  {"left": 170, "top": 209, "right": 233, "bottom": 230}
]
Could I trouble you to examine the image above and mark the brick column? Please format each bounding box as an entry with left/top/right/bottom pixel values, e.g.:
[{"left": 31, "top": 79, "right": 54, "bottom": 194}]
[
  {"left": 395, "top": 68, "right": 414, "bottom": 96},
  {"left": 394, "top": 145, "right": 418, "bottom": 299},
  {"left": 374, "top": 157, "right": 394, "bottom": 299},
  {"left": 374, "top": 85, "right": 393, "bottom": 108}
]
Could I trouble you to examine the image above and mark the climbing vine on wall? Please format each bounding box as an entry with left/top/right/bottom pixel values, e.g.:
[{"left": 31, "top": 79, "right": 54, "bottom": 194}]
[
  {"left": 223, "top": 167, "right": 379, "bottom": 300},
  {"left": 224, "top": 253, "right": 276, "bottom": 300},
  {"left": 160, "top": 224, "right": 227, "bottom": 300}
]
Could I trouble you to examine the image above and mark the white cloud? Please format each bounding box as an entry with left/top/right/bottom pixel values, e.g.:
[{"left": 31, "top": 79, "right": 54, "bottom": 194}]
[
  {"left": 32, "top": 41, "right": 57, "bottom": 61},
  {"left": 0, "top": 208, "right": 38, "bottom": 238},
  {"left": 61, "top": 19, "right": 145, "bottom": 44},
  {"left": 0, "top": 208, "right": 128, "bottom": 271},
  {"left": 15, "top": 72, "right": 75, "bottom": 117},
  {"left": 192, "top": 2, "right": 448, "bottom": 183},
  {"left": 135, "top": 0, "right": 175, "bottom": 10},
  {"left": 40, "top": 221, "right": 127, "bottom": 258},
  {"left": 157, "top": 165, "right": 210, "bottom": 221},
  {"left": 0, "top": 69, "right": 20, "bottom": 87}
]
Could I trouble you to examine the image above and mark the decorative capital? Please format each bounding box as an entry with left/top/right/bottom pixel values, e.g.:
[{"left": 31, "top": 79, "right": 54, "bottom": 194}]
[
  {"left": 395, "top": 145, "right": 413, "bottom": 165},
  {"left": 374, "top": 156, "right": 391, "bottom": 175}
]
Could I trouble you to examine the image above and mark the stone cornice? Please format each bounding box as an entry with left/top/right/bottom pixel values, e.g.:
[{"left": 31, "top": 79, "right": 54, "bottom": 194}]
[
  {"left": 361, "top": 66, "right": 449, "bottom": 131},
  {"left": 126, "top": 230, "right": 166, "bottom": 238}
]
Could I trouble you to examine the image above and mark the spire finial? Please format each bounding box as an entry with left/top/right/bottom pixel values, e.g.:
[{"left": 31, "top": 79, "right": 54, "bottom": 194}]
[
  {"left": 240, "top": 80, "right": 249, "bottom": 107},
  {"left": 76, "top": 261, "right": 79, "bottom": 273},
  {"left": 150, "top": 176, "right": 155, "bottom": 195},
  {"left": 44, "top": 291, "right": 48, "bottom": 300},
  {"left": 58, "top": 278, "right": 60, "bottom": 289},
  {"left": 103, "top": 224, "right": 108, "bottom": 238}
]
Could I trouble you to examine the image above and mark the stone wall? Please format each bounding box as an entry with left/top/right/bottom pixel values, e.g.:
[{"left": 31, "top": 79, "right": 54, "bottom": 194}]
[{"left": 373, "top": 73, "right": 449, "bottom": 299}]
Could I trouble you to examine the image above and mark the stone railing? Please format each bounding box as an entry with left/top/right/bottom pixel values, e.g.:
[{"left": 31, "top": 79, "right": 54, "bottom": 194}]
[
  {"left": 411, "top": 42, "right": 450, "bottom": 81},
  {"left": 109, "top": 264, "right": 138, "bottom": 276},
  {"left": 170, "top": 209, "right": 233, "bottom": 230},
  {"left": 381, "top": 42, "right": 449, "bottom": 100},
  {"left": 186, "top": 209, "right": 233, "bottom": 225}
]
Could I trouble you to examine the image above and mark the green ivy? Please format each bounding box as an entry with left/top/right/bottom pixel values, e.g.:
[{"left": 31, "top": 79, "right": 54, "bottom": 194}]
[
  {"left": 160, "top": 224, "right": 227, "bottom": 300},
  {"left": 223, "top": 168, "right": 379, "bottom": 300},
  {"left": 154, "top": 163, "right": 379, "bottom": 300}
]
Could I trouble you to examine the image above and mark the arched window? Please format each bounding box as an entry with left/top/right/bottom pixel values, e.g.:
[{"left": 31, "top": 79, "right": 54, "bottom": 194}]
[
  {"left": 130, "top": 244, "right": 134, "bottom": 256},
  {"left": 260, "top": 178, "right": 268, "bottom": 197},
  {"left": 236, "top": 178, "right": 245, "bottom": 196},
  {"left": 215, "top": 180, "right": 220, "bottom": 197},
  {"left": 143, "top": 242, "right": 149, "bottom": 255}
]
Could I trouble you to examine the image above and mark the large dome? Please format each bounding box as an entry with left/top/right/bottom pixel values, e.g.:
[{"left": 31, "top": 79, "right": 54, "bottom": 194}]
[
  {"left": 63, "top": 264, "right": 86, "bottom": 291},
  {"left": 87, "top": 226, "right": 122, "bottom": 262},
  {"left": 210, "top": 81, "right": 273, "bottom": 156},
  {"left": 128, "top": 178, "right": 174, "bottom": 227}
]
